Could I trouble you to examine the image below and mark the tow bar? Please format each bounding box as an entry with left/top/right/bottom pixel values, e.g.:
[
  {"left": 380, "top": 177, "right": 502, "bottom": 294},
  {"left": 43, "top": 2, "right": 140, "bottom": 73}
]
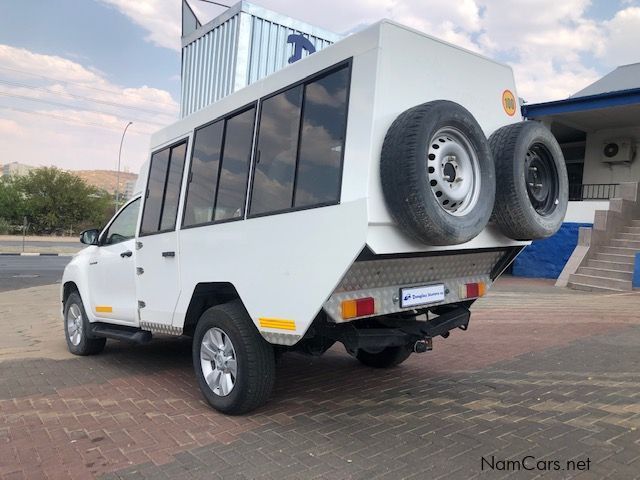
[{"left": 413, "top": 338, "right": 433, "bottom": 353}]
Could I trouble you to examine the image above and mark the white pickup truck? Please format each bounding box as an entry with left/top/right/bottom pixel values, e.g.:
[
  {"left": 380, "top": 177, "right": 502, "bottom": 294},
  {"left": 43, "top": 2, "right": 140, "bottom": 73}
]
[{"left": 61, "top": 20, "right": 567, "bottom": 414}]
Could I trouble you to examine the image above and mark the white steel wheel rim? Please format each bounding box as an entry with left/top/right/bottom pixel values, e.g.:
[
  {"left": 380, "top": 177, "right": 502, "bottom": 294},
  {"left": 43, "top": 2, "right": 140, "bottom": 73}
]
[
  {"left": 200, "top": 327, "right": 237, "bottom": 397},
  {"left": 66, "top": 303, "right": 83, "bottom": 346},
  {"left": 426, "top": 127, "right": 481, "bottom": 216}
]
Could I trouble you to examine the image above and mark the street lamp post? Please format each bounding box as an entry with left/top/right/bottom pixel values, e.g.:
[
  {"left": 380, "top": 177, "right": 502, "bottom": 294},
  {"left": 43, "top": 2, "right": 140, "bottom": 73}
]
[{"left": 115, "top": 121, "right": 133, "bottom": 212}]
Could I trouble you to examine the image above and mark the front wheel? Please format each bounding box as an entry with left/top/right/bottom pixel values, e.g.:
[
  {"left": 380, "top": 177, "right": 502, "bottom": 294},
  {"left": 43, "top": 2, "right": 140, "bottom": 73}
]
[
  {"left": 356, "top": 345, "right": 412, "bottom": 368},
  {"left": 64, "top": 291, "right": 106, "bottom": 356},
  {"left": 193, "top": 301, "right": 275, "bottom": 415}
]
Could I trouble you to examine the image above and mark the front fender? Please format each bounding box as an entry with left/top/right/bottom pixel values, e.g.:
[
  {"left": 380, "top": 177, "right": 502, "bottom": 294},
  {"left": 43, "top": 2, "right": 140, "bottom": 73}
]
[{"left": 61, "top": 247, "right": 97, "bottom": 323}]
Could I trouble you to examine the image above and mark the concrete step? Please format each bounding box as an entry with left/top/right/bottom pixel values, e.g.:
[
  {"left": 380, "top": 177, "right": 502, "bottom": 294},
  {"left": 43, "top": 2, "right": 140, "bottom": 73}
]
[
  {"left": 631, "top": 220, "right": 640, "bottom": 227},
  {"left": 622, "top": 226, "right": 640, "bottom": 234},
  {"left": 587, "top": 259, "right": 634, "bottom": 272},
  {"left": 577, "top": 267, "right": 632, "bottom": 281},
  {"left": 568, "top": 273, "right": 631, "bottom": 291},
  {"left": 610, "top": 238, "right": 640, "bottom": 249},
  {"left": 568, "top": 281, "right": 628, "bottom": 293},
  {"left": 600, "top": 246, "right": 640, "bottom": 255},
  {"left": 593, "top": 253, "right": 635, "bottom": 264},
  {"left": 618, "top": 233, "right": 640, "bottom": 240}
]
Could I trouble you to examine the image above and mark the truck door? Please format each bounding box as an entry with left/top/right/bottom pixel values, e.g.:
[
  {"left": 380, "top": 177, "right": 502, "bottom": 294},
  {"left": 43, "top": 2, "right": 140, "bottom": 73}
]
[
  {"left": 135, "top": 140, "right": 188, "bottom": 330},
  {"left": 87, "top": 197, "right": 140, "bottom": 324}
]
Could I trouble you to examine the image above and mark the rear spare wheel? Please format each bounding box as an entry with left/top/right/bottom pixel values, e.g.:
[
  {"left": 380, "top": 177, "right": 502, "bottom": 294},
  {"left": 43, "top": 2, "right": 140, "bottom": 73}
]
[
  {"left": 381, "top": 100, "right": 495, "bottom": 245},
  {"left": 489, "top": 122, "right": 568, "bottom": 240}
]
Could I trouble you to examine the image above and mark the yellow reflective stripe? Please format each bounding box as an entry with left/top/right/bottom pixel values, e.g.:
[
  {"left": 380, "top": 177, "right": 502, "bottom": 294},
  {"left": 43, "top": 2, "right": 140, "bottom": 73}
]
[
  {"left": 258, "top": 318, "right": 296, "bottom": 331},
  {"left": 95, "top": 305, "right": 112, "bottom": 313}
]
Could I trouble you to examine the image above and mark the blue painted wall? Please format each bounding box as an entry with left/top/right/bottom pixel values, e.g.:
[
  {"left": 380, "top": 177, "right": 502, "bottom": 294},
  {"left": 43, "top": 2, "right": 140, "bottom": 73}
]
[
  {"left": 633, "top": 253, "right": 640, "bottom": 288},
  {"left": 512, "top": 222, "right": 592, "bottom": 279}
]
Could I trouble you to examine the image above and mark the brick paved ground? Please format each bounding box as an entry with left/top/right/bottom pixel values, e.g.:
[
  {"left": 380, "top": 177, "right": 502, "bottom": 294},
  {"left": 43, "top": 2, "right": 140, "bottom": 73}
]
[{"left": 1, "top": 277, "right": 639, "bottom": 479}]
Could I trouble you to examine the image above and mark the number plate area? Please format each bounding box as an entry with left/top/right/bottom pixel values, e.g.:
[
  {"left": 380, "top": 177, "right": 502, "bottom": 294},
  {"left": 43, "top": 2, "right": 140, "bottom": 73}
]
[{"left": 400, "top": 284, "right": 445, "bottom": 308}]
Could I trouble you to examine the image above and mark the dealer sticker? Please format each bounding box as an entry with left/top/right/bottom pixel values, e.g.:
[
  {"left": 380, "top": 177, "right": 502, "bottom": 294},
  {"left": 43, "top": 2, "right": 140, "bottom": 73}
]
[{"left": 400, "top": 284, "right": 445, "bottom": 308}]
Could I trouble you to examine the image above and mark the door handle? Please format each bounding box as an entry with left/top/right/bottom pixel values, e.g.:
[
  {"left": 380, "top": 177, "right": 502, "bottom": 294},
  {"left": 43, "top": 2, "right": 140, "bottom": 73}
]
[
  {"left": 120, "top": 250, "right": 133, "bottom": 258},
  {"left": 162, "top": 251, "right": 175, "bottom": 258}
]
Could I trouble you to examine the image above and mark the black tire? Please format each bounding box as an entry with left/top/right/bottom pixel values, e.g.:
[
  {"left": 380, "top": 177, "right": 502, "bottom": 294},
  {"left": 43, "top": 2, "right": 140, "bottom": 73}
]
[
  {"left": 356, "top": 345, "right": 412, "bottom": 368},
  {"left": 63, "top": 291, "right": 106, "bottom": 356},
  {"left": 381, "top": 100, "right": 495, "bottom": 245},
  {"left": 193, "top": 301, "right": 275, "bottom": 415},
  {"left": 489, "top": 122, "right": 568, "bottom": 240}
]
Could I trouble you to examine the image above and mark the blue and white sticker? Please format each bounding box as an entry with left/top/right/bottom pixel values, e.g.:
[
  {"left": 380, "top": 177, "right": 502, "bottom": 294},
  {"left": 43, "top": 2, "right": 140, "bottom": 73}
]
[{"left": 400, "top": 284, "right": 445, "bottom": 308}]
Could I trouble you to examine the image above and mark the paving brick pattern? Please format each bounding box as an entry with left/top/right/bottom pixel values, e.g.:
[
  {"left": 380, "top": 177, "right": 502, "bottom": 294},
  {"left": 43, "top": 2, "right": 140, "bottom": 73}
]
[{"left": 1, "top": 278, "right": 639, "bottom": 479}]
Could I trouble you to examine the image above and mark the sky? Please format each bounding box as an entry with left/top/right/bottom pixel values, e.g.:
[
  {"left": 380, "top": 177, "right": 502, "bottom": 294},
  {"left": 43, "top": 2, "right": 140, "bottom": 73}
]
[{"left": 0, "top": 0, "right": 639, "bottom": 174}]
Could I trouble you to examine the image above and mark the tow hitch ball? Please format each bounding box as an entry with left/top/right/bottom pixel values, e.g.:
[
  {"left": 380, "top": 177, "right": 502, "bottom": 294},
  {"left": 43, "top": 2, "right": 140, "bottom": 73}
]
[{"left": 413, "top": 338, "right": 433, "bottom": 353}]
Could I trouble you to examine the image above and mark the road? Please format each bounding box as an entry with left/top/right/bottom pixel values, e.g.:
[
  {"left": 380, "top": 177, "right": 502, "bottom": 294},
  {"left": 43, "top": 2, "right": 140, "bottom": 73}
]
[
  {"left": 0, "top": 256, "right": 71, "bottom": 292},
  {"left": 0, "top": 240, "right": 81, "bottom": 249},
  {"left": 1, "top": 278, "right": 639, "bottom": 479}
]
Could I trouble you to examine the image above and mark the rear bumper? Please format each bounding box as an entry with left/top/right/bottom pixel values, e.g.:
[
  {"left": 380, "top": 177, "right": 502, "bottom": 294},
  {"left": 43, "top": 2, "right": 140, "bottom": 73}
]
[{"left": 323, "top": 247, "right": 522, "bottom": 323}]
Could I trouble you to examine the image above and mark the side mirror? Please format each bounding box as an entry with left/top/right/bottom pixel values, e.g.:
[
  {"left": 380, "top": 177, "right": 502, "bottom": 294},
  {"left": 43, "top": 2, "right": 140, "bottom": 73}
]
[{"left": 80, "top": 229, "right": 100, "bottom": 245}]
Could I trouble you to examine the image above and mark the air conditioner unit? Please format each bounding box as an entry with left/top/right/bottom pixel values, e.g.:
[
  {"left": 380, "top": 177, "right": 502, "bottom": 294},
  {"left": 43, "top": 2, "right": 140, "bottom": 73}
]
[{"left": 601, "top": 139, "right": 636, "bottom": 163}]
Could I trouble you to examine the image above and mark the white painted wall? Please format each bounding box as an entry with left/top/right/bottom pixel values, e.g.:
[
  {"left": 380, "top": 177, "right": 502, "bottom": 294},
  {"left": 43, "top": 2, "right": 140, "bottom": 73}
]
[
  {"left": 564, "top": 200, "right": 609, "bottom": 223},
  {"left": 582, "top": 126, "right": 640, "bottom": 184}
]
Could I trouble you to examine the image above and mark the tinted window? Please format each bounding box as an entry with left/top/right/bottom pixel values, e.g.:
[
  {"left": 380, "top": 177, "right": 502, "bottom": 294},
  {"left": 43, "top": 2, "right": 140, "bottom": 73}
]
[
  {"left": 294, "top": 67, "right": 349, "bottom": 207},
  {"left": 140, "top": 140, "right": 187, "bottom": 235},
  {"left": 160, "top": 143, "right": 186, "bottom": 231},
  {"left": 249, "top": 85, "right": 303, "bottom": 216},
  {"left": 183, "top": 121, "right": 224, "bottom": 227},
  {"left": 140, "top": 148, "right": 169, "bottom": 235},
  {"left": 104, "top": 198, "right": 140, "bottom": 245},
  {"left": 214, "top": 107, "right": 256, "bottom": 221}
]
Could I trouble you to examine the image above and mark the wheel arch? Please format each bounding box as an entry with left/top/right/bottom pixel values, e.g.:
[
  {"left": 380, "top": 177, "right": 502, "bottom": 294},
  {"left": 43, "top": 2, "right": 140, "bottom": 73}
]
[
  {"left": 62, "top": 281, "right": 79, "bottom": 304},
  {"left": 182, "top": 282, "right": 248, "bottom": 336}
]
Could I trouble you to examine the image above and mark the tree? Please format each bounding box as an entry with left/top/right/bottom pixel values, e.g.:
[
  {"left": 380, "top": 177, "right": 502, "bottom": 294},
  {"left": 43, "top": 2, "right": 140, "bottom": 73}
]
[
  {"left": 15, "top": 167, "right": 113, "bottom": 234},
  {"left": 0, "top": 176, "right": 26, "bottom": 228}
]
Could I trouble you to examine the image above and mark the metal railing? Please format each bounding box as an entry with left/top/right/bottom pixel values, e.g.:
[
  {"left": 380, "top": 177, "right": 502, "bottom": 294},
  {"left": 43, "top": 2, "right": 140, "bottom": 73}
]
[{"left": 568, "top": 183, "right": 619, "bottom": 201}]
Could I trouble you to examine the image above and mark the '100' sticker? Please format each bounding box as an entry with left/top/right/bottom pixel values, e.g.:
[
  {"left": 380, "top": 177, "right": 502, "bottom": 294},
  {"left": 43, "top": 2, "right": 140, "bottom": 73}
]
[{"left": 502, "top": 90, "right": 516, "bottom": 116}]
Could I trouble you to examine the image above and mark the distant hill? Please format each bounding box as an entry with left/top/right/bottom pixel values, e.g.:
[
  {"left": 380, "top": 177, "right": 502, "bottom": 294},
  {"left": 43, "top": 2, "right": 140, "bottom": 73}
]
[{"left": 73, "top": 170, "right": 138, "bottom": 194}]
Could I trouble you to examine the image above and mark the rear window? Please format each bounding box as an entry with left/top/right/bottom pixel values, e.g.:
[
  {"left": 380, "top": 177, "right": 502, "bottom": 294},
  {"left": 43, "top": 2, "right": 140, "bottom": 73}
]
[
  {"left": 249, "top": 62, "right": 351, "bottom": 217},
  {"left": 294, "top": 66, "right": 349, "bottom": 208}
]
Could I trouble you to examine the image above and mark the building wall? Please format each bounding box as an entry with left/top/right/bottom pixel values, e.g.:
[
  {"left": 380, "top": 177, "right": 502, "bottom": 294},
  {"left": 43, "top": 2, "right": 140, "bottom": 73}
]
[
  {"left": 512, "top": 200, "right": 608, "bottom": 279},
  {"left": 2, "top": 162, "right": 33, "bottom": 177},
  {"left": 582, "top": 126, "right": 640, "bottom": 185},
  {"left": 123, "top": 179, "right": 137, "bottom": 200},
  {"left": 180, "top": 3, "right": 339, "bottom": 117},
  {"left": 512, "top": 221, "right": 592, "bottom": 279},
  {"left": 564, "top": 200, "right": 609, "bottom": 222}
]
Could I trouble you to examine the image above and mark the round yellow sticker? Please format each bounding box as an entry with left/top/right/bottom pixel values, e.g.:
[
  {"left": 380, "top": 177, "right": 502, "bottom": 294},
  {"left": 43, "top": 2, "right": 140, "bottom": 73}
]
[{"left": 502, "top": 90, "right": 516, "bottom": 116}]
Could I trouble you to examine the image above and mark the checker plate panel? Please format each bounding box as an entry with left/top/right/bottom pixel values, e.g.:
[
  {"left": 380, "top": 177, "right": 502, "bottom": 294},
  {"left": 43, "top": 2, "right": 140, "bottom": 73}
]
[{"left": 324, "top": 250, "right": 503, "bottom": 323}]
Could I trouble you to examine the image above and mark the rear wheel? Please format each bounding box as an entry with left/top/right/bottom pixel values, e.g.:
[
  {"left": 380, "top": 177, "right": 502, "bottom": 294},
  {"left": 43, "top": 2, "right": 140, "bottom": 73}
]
[
  {"left": 193, "top": 301, "right": 275, "bottom": 415},
  {"left": 64, "top": 291, "right": 106, "bottom": 356},
  {"left": 356, "top": 345, "right": 412, "bottom": 368}
]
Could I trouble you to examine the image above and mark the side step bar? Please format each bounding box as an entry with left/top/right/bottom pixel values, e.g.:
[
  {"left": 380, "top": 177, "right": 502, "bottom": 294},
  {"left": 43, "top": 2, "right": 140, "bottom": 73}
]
[{"left": 89, "top": 322, "right": 152, "bottom": 344}]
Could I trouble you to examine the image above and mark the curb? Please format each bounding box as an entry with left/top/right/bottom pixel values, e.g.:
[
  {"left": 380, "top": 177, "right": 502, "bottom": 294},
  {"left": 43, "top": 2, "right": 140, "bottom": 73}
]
[{"left": 0, "top": 253, "right": 75, "bottom": 257}]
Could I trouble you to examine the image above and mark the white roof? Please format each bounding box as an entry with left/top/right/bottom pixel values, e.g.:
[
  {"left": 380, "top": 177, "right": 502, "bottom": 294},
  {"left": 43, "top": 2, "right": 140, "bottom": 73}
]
[{"left": 571, "top": 63, "right": 640, "bottom": 98}]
